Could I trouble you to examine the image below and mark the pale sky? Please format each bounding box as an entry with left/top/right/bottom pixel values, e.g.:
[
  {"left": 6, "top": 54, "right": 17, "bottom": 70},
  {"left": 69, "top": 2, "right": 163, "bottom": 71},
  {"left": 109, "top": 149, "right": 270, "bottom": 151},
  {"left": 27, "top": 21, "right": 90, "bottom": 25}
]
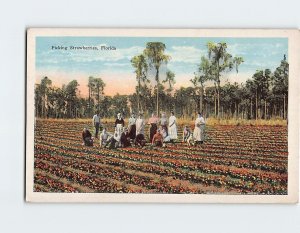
[{"left": 36, "top": 37, "right": 288, "bottom": 96}]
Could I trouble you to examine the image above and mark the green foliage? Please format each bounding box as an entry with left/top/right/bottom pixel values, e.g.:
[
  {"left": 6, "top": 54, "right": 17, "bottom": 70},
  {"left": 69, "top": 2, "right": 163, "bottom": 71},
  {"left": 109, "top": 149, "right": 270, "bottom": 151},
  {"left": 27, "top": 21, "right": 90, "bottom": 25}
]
[
  {"left": 143, "top": 42, "right": 171, "bottom": 76},
  {"left": 203, "top": 42, "right": 244, "bottom": 117},
  {"left": 163, "top": 70, "right": 176, "bottom": 92},
  {"left": 34, "top": 45, "right": 288, "bottom": 120},
  {"left": 142, "top": 42, "right": 172, "bottom": 115},
  {"left": 131, "top": 54, "right": 149, "bottom": 113},
  {"left": 131, "top": 54, "right": 148, "bottom": 83},
  {"left": 272, "top": 55, "right": 288, "bottom": 97},
  {"left": 87, "top": 76, "right": 105, "bottom": 115}
]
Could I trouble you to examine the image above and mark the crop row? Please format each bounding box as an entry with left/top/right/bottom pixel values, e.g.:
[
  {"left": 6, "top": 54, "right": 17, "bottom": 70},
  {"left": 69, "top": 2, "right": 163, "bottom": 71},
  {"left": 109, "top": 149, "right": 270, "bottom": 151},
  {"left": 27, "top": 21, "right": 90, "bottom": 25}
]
[{"left": 35, "top": 144, "right": 287, "bottom": 194}]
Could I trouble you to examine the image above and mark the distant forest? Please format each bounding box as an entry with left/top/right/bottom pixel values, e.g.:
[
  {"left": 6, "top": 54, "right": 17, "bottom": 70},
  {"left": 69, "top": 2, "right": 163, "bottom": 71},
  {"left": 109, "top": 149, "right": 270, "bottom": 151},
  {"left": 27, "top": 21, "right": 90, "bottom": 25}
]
[{"left": 34, "top": 41, "right": 288, "bottom": 120}]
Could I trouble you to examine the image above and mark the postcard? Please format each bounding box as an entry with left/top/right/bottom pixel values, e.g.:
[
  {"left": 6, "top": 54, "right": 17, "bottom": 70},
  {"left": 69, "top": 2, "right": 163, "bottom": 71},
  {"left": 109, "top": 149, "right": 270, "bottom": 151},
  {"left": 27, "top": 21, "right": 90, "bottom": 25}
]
[{"left": 26, "top": 28, "right": 300, "bottom": 203}]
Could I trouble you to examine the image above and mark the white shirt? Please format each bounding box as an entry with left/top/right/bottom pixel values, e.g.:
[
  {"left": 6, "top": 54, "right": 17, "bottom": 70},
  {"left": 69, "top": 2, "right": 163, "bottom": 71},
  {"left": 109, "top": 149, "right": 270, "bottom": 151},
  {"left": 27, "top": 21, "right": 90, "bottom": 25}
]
[
  {"left": 199, "top": 116, "right": 205, "bottom": 125},
  {"left": 128, "top": 117, "right": 136, "bottom": 126},
  {"left": 169, "top": 116, "right": 176, "bottom": 127},
  {"left": 136, "top": 118, "right": 145, "bottom": 134},
  {"left": 100, "top": 132, "right": 111, "bottom": 141},
  {"left": 195, "top": 116, "right": 205, "bottom": 127},
  {"left": 114, "top": 133, "right": 121, "bottom": 141},
  {"left": 93, "top": 114, "right": 100, "bottom": 123}
]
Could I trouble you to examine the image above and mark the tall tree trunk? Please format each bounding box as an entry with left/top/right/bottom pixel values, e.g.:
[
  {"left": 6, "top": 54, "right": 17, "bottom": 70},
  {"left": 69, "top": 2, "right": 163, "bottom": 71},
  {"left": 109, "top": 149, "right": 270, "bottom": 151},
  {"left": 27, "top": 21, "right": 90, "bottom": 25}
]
[
  {"left": 255, "top": 90, "right": 258, "bottom": 120},
  {"left": 156, "top": 83, "right": 159, "bottom": 116},
  {"left": 264, "top": 99, "right": 267, "bottom": 119},
  {"left": 97, "top": 88, "right": 100, "bottom": 113},
  {"left": 36, "top": 98, "right": 39, "bottom": 117},
  {"left": 250, "top": 98, "right": 253, "bottom": 119},
  {"left": 199, "top": 92, "right": 202, "bottom": 113},
  {"left": 234, "top": 102, "right": 237, "bottom": 119},
  {"left": 221, "top": 106, "right": 224, "bottom": 119},
  {"left": 217, "top": 61, "right": 220, "bottom": 119},
  {"left": 200, "top": 86, "right": 204, "bottom": 113},
  {"left": 35, "top": 100, "right": 38, "bottom": 117},
  {"left": 88, "top": 86, "right": 91, "bottom": 116},
  {"left": 45, "top": 95, "right": 48, "bottom": 118},
  {"left": 217, "top": 86, "right": 220, "bottom": 118},
  {"left": 137, "top": 78, "right": 140, "bottom": 113},
  {"left": 283, "top": 94, "right": 286, "bottom": 120},
  {"left": 156, "top": 69, "right": 159, "bottom": 116},
  {"left": 214, "top": 94, "right": 217, "bottom": 117},
  {"left": 41, "top": 96, "right": 44, "bottom": 118}
]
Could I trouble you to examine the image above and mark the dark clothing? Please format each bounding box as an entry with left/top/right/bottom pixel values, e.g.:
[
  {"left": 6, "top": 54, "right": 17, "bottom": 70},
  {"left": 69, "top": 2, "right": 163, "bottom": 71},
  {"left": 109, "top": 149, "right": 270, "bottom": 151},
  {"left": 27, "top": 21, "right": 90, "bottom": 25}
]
[
  {"left": 121, "top": 132, "right": 131, "bottom": 148},
  {"left": 154, "top": 141, "right": 163, "bottom": 147},
  {"left": 82, "top": 130, "right": 93, "bottom": 146},
  {"left": 84, "top": 138, "right": 93, "bottom": 146},
  {"left": 195, "top": 141, "right": 203, "bottom": 145},
  {"left": 107, "top": 137, "right": 118, "bottom": 149},
  {"left": 149, "top": 123, "right": 158, "bottom": 143},
  {"left": 115, "top": 118, "right": 125, "bottom": 127},
  {"left": 82, "top": 130, "right": 92, "bottom": 141},
  {"left": 152, "top": 132, "right": 163, "bottom": 146},
  {"left": 135, "top": 134, "right": 146, "bottom": 147},
  {"left": 128, "top": 124, "right": 136, "bottom": 140},
  {"left": 94, "top": 122, "right": 100, "bottom": 138}
]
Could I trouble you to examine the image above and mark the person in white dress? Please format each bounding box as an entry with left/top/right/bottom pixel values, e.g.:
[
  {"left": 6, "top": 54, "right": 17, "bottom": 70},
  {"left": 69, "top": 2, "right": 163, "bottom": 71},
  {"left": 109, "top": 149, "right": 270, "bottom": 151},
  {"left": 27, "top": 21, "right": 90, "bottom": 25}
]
[
  {"left": 136, "top": 113, "right": 145, "bottom": 136},
  {"left": 193, "top": 112, "right": 205, "bottom": 144},
  {"left": 168, "top": 111, "right": 177, "bottom": 141},
  {"left": 160, "top": 112, "right": 168, "bottom": 135},
  {"left": 128, "top": 113, "right": 136, "bottom": 140}
]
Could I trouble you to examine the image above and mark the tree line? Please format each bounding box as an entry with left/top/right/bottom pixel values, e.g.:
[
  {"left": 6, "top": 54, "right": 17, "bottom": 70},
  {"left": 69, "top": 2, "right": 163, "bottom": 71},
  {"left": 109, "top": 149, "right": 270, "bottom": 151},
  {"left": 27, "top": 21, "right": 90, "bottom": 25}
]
[{"left": 34, "top": 41, "right": 288, "bottom": 120}]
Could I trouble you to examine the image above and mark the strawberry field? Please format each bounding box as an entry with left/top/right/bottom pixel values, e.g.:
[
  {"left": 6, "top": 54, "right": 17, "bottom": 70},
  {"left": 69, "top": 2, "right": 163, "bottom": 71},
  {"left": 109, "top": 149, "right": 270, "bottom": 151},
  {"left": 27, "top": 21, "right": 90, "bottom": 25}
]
[{"left": 33, "top": 119, "right": 288, "bottom": 194}]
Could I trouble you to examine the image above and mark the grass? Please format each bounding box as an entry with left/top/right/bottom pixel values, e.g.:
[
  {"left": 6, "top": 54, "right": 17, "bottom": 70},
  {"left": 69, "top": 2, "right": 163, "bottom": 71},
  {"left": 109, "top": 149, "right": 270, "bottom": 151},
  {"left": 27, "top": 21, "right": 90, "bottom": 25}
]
[
  {"left": 36, "top": 117, "right": 287, "bottom": 126},
  {"left": 204, "top": 118, "right": 287, "bottom": 126}
]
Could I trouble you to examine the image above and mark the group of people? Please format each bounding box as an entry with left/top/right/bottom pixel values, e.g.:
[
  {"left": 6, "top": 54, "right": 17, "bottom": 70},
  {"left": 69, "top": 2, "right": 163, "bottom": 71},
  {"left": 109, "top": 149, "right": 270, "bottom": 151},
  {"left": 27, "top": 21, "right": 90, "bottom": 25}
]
[{"left": 82, "top": 111, "right": 206, "bottom": 149}]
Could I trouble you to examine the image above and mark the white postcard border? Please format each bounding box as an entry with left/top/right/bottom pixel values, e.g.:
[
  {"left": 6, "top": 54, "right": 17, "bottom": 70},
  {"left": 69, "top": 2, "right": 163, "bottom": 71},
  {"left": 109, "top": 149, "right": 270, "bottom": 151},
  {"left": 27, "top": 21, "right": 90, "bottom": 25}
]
[{"left": 26, "top": 28, "right": 299, "bottom": 203}]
